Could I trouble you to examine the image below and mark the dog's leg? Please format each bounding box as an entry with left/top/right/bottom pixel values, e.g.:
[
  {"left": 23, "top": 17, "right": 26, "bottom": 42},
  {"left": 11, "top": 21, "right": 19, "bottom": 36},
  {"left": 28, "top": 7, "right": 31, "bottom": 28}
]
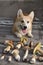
[
  {"left": 15, "top": 32, "right": 22, "bottom": 38},
  {"left": 27, "top": 30, "right": 33, "bottom": 38}
]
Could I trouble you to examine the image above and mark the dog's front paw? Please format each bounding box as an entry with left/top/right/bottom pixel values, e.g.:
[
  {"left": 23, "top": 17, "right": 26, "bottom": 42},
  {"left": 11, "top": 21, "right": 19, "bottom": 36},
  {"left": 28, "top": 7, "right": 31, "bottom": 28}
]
[
  {"left": 15, "top": 32, "right": 22, "bottom": 38},
  {"left": 27, "top": 33, "right": 33, "bottom": 38}
]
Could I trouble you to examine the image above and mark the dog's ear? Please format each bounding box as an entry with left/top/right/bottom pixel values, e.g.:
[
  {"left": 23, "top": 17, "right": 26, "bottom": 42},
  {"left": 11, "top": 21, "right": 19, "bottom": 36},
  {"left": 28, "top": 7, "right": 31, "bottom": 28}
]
[
  {"left": 17, "top": 9, "right": 23, "bottom": 17},
  {"left": 28, "top": 11, "right": 34, "bottom": 22}
]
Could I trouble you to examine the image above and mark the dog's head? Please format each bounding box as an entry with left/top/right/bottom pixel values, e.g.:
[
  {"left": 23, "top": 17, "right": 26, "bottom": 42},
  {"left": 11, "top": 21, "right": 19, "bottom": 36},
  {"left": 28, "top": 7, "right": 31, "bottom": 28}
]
[{"left": 16, "top": 9, "right": 34, "bottom": 34}]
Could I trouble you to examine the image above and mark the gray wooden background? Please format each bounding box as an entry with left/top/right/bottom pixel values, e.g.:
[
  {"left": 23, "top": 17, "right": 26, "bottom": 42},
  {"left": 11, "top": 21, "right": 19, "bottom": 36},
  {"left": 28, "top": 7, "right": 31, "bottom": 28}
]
[{"left": 0, "top": 0, "right": 43, "bottom": 19}]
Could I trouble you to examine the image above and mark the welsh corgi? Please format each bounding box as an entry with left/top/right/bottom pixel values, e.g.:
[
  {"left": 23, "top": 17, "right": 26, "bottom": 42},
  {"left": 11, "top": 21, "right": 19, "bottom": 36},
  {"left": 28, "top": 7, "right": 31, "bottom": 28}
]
[{"left": 12, "top": 9, "right": 34, "bottom": 38}]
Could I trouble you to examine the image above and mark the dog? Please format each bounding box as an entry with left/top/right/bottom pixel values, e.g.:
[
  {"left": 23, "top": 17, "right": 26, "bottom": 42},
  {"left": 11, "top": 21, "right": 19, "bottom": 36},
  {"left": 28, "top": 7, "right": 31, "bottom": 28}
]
[{"left": 12, "top": 9, "right": 34, "bottom": 38}]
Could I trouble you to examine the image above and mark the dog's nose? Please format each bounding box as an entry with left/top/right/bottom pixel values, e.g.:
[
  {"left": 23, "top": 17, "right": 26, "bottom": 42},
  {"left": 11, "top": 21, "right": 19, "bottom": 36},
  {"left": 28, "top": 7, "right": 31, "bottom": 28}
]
[{"left": 24, "top": 26, "right": 27, "bottom": 29}]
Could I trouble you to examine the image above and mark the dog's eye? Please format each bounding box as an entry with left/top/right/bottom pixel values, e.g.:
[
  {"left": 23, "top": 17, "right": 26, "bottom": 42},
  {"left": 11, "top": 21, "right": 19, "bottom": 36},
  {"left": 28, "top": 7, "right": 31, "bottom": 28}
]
[
  {"left": 27, "top": 21, "right": 29, "bottom": 23},
  {"left": 21, "top": 20, "right": 24, "bottom": 23}
]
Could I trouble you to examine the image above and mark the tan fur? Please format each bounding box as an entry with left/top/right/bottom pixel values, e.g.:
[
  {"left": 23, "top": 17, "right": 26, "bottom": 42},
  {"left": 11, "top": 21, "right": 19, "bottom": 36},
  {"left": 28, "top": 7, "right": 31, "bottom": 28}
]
[{"left": 12, "top": 9, "right": 34, "bottom": 38}]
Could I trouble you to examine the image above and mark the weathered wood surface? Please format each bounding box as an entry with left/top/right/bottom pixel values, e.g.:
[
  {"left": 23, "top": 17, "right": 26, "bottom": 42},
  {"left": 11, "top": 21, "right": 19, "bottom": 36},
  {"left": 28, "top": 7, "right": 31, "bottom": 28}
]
[{"left": 0, "top": 0, "right": 43, "bottom": 19}]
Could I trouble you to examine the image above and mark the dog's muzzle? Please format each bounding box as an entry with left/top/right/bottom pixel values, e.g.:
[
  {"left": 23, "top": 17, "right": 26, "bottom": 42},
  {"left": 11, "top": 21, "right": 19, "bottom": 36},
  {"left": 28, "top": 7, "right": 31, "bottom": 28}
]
[{"left": 23, "top": 26, "right": 27, "bottom": 30}]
